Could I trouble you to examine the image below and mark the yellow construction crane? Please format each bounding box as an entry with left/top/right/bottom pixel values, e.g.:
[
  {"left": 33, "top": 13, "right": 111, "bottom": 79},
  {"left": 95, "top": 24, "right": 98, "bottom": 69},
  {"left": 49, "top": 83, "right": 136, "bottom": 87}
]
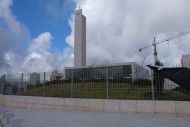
[{"left": 139, "top": 29, "right": 190, "bottom": 65}]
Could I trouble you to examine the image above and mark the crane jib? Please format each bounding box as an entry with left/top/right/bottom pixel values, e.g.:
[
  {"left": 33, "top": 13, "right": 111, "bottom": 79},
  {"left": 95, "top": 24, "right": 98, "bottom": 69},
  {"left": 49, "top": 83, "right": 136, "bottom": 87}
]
[{"left": 139, "top": 29, "right": 190, "bottom": 52}]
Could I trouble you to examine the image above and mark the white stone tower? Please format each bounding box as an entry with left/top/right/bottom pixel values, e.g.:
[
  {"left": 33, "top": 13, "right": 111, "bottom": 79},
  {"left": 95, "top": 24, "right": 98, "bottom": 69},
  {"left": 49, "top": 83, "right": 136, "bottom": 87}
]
[{"left": 74, "top": 8, "right": 86, "bottom": 67}]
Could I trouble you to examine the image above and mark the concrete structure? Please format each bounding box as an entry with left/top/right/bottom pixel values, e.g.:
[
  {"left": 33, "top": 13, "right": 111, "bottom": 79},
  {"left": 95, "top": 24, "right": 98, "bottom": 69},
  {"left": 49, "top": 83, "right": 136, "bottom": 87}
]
[
  {"left": 66, "top": 9, "right": 148, "bottom": 81},
  {"left": 11, "top": 118, "right": 21, "bottom": 127},
  {"left": 181, "top": 54, "right": 190, "bottom": 68},
  {"left": 8, "top": 107, "right": 190, "bottom": 127},
  {"left": 5, "top": 112, "right": 14, "bottom": 124},
  {"left": 67, "top": 7, "right": 189, "bottom": 93},
  {"left": 2, "top": 109, "right": 9, "bottom": 118},
  {"left": 30, "top": 72, "right": 40, "bottom": 85},
  {"left": 65, "top": 62, "right": 149, "bottom": 80},
  {"left": 74, "top": 8, "right": 86, "bottom": 67},
  {"left": 1, "top": 95, "right": 190, "bottom": 126},
  {"left": 50, "top": 70, "right": 63, "bottom": 81},
  {"left": 1, "top": 95, "right": 190, "bottom": 114}
]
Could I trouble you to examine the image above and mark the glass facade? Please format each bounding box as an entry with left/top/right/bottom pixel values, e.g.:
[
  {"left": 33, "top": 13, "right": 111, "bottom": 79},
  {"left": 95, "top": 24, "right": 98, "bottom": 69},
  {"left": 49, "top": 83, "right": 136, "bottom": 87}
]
[{"left": 65, "top": 65, "right": 132, "bottom": 79}]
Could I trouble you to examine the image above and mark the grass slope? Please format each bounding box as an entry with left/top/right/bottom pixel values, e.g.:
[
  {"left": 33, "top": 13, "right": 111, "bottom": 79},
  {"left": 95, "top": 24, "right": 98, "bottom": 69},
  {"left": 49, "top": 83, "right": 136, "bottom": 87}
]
[{"left": 22, "top": 82, "right": 189, "bottom": 100}]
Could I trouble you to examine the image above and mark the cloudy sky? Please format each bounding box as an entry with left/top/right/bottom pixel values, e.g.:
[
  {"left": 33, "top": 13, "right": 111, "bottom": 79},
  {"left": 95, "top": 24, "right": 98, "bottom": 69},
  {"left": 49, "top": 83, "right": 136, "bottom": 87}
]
[{"left": 0, "top": 0, "right": 190, "bottom": 74}]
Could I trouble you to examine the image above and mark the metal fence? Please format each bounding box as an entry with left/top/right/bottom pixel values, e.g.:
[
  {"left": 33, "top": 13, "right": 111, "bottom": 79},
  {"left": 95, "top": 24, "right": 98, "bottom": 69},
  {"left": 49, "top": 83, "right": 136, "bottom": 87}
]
[{"left": 0, "top": 64, "right": 189, "bottom": 101}]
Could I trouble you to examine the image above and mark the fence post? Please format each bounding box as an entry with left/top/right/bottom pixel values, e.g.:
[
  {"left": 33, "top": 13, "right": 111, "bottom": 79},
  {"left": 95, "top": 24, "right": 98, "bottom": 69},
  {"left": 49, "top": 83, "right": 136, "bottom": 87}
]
[
  {"left": 43, "top": 72, "right": 45, "bottom": 97},
  {"left": 3, "top": 74, "right": 5, "bottom": 95},
  {"left": 21, "top": 73, "right": 23, "bottom": 94},
  {"left": 71, "top": 70, "right": 73, "bottom": 98},
  {"left": 151, "top": 70, "right": 154, "bottom": 100},
  {"left": 106, "top": 68, "right": 109, "bottom": 99}
]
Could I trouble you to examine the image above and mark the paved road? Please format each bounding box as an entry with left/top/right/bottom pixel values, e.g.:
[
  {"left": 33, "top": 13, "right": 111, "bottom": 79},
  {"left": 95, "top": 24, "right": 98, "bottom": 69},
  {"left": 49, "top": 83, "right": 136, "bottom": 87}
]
[{"left": 8, "top": 108, "right": 190, "bottom": 127}]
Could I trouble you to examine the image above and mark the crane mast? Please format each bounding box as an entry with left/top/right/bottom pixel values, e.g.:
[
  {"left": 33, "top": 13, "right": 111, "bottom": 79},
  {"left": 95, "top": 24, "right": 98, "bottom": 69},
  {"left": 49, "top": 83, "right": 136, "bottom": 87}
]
[
  {"left": 153, "top": 37, "right": 158, "bottom": 65},
  {"left": 139, "top": 29, "right": 190, "bottom": 65}
]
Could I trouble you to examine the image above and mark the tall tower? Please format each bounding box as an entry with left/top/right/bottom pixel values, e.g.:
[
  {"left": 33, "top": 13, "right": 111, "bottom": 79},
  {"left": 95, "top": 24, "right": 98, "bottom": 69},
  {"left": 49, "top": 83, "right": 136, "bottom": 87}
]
[{"left": 74, "top": 8, "right": 86, "bottom": 67}]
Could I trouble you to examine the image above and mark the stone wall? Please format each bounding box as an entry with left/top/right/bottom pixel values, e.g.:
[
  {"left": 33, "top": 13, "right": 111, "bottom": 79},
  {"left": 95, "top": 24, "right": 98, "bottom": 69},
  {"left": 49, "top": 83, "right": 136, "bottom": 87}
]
[{"left": 0, "top": 95, "right": 190, "bottom": 114}]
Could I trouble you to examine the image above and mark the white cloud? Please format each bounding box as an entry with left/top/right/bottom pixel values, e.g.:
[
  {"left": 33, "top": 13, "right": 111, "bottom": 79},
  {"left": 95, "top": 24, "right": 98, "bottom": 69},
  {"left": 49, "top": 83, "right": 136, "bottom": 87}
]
[
  {"left": 66, "top": 14, "right": 74, "bottom": 47},
  {"left": 1, "top": 32, "right": 74, "bottom": 74},
  {"left": 66, "top": 0, "right": 190, "bottom": 66},
  {"left": 1, "top": 0, "right": 190, "bottom": 76},
  {"left": 0, "top": 0, "right": 29, "bottom": 42},
  {"left": 0, "top": 0, "right": 73, "bottom": 74},
  {"left": 21, "top": 32, "right": 74, "bottom": 73},
  {"left": 45, "top": 0, "right": 74, "bottom": 19},
  {"left": 29, "top": 32, "right": 52, "bottom": 52},
  {"left": 0, "top": 0, "right": 29, "bottom": 72}
]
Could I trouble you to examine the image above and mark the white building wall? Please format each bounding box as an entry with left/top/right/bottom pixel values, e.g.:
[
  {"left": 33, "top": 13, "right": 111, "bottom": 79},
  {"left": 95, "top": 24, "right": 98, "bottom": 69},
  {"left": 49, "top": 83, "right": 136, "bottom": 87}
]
[
  {"left": 131, "top": 63, "right": 150, "bottom": 79},
  {"left": 74, "top": 9, "right": 86, "bottom": 67},
  {"left": 30, "top": 73, "right": 40, "bottom": 85},
  {"left": 181, "top": 54, "right": 190, "bottom": 68},
  {"left": 50, "top": 70, "right": 63, "bottom": 81}
]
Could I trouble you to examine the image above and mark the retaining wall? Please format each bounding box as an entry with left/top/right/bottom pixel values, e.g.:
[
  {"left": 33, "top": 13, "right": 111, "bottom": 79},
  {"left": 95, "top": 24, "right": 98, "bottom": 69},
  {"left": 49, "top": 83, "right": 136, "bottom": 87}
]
[{"left": 0, "top": 95, "right": 190, "bottom": 114}]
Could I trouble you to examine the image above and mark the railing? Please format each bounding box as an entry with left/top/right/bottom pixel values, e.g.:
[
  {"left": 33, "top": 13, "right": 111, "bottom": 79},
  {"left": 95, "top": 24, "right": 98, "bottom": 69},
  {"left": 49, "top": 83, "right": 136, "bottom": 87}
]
[{"left": 0, "top": 64, "right": 189, "bottom": 101}]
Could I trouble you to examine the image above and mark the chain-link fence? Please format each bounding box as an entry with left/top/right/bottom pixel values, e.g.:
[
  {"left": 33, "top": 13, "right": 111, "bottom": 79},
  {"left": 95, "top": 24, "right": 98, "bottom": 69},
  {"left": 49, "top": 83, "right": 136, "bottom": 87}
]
[{"left": 0, "top": 64, "right": 189, "bottom": 101}]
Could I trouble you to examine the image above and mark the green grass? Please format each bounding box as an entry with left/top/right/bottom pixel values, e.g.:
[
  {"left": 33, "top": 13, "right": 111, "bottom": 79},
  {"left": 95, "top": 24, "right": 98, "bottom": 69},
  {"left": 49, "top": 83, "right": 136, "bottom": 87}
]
[{"left": 22, "top": 82, "right": 189, "bottom": 101}]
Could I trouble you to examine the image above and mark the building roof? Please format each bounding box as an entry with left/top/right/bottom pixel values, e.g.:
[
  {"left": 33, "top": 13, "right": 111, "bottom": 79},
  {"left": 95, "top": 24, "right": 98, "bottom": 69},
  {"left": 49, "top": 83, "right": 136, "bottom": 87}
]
[{"left": 64, "top": 62, "right": 140, "bottom": 70}]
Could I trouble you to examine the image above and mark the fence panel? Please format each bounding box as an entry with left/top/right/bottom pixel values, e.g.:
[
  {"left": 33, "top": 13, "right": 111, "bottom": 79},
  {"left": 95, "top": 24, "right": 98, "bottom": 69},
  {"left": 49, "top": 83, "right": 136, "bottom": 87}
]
[{"left": 1, "top": 64, "right": 189, "bottom": 101}]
